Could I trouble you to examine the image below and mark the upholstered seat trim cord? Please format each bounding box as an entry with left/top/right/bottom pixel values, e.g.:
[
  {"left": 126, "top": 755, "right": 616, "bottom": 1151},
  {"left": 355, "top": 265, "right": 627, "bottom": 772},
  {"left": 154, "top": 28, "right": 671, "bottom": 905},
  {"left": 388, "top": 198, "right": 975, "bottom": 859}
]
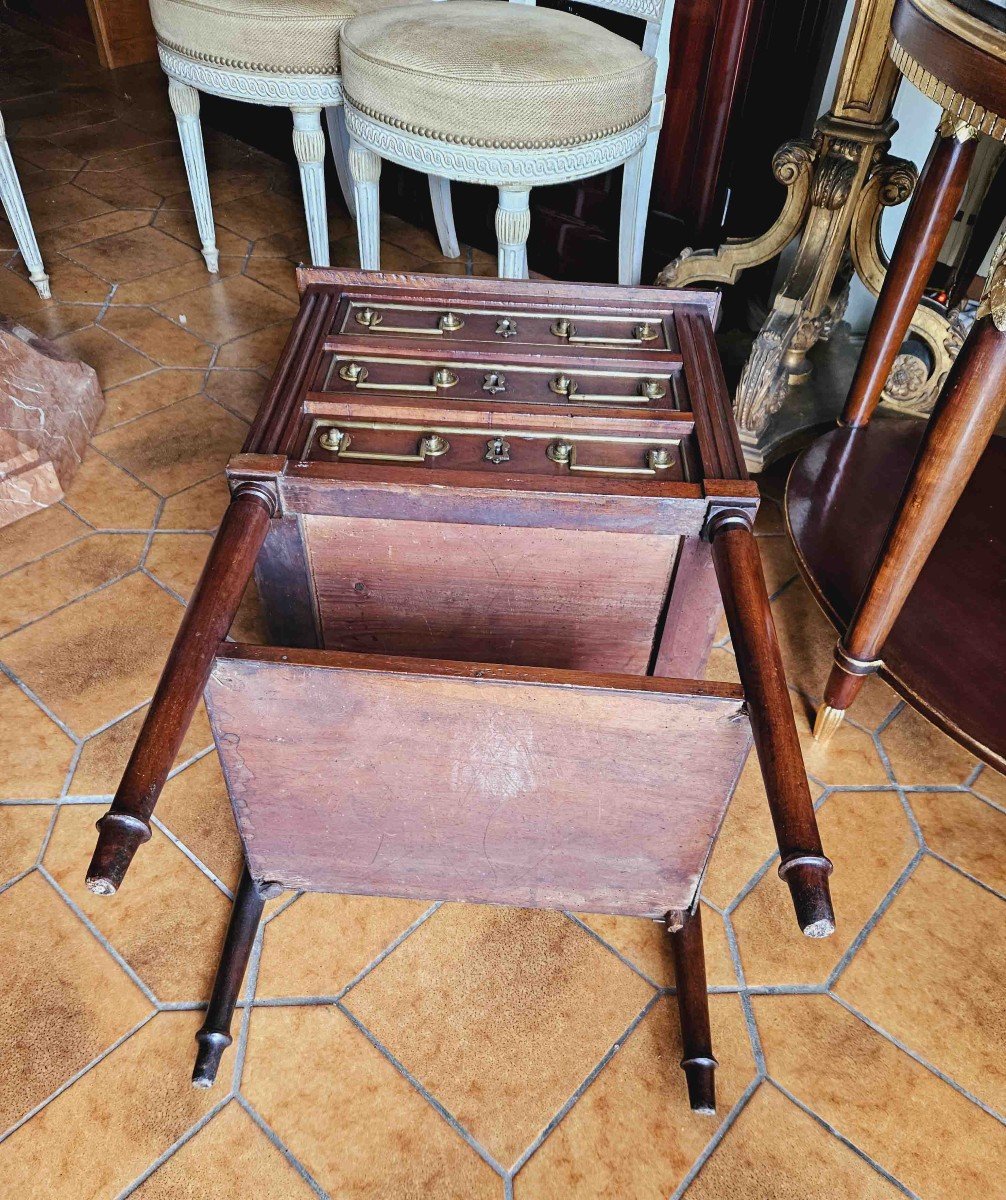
[
  {"left": 342, "top": 94, "right": 647, "bottom": 150},
  {"left": 890, "top": 37, "right": 1006, "bottom": 142},
  {"left": 157, "top": 35, "right": 338, "bottom": 76}
]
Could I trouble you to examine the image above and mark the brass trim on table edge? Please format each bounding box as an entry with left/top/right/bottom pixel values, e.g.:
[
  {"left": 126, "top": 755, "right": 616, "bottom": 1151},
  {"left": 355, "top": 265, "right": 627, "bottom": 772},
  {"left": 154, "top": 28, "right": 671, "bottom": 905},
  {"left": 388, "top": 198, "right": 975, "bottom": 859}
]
[{"left": 889, "top": 37, "right": 1006, "bottom": 143}]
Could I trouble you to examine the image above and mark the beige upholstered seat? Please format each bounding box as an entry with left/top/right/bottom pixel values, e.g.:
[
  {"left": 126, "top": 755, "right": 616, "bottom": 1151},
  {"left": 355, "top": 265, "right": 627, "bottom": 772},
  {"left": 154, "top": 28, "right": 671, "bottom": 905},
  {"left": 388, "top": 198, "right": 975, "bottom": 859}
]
[
  {"left": 150, "top": 0, "right": 421, "bottom": 76},
  {"left": 340, "top": 1, "right": 656, "bottom": 150}
]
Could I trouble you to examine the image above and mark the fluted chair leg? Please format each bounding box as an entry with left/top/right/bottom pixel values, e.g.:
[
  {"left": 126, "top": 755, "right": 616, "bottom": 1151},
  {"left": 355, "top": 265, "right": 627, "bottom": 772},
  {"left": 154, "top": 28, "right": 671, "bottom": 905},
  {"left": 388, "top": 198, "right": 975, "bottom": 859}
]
[
  {"left": 292, "top": 106, "right": 330, "bottom": 267},
  {"left": 429, "top": 175, "right": 461, "bottom": 259},
  {"left": 168, "top": 79, "right": 218, "bottom": 273},
  {"left": 324, "top": 103, "right": 357, "bottom": 220},
  {"left": 0, "top": 112, "right": 48, "bottom": 298},
  {"left": 618, "top": 127, "right": 659, "bottom": 286},
  {"left": 496, "top": 186, "right": 530, "bottom": 280},
  {"left": 349, "top": 140, "right": 382, "bottom": 270}
]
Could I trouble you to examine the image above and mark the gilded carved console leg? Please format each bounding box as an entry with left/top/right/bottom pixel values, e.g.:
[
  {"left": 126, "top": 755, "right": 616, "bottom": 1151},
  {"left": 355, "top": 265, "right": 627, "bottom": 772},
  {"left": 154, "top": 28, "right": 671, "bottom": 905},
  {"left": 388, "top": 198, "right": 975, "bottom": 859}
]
[
  {"left": 816, "top": 236, "right": 1006, "bottom": 739},
  {"left": 168, "top": 79, "right": 218, "bottom": 273},
  {"left": 291, "top": 106, "right": 330, "bottom": 268}
]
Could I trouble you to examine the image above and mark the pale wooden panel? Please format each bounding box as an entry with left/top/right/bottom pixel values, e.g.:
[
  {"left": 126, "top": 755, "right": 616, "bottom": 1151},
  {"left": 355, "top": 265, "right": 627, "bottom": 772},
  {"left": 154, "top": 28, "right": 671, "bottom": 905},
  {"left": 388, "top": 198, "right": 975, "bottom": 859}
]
[
  {"left": 207, "top": 647, "right": 751, "bottom": 917},
  {"left": 304, "top": 515, "right": 679, "bottom": 674}
]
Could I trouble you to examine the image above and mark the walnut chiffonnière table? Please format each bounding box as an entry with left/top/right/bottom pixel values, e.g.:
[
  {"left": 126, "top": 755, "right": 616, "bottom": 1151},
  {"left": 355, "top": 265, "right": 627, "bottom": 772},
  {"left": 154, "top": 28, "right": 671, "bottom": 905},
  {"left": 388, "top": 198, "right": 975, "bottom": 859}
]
[{"left": 84, "top": 271, "right": 835, "bottom": 1115}]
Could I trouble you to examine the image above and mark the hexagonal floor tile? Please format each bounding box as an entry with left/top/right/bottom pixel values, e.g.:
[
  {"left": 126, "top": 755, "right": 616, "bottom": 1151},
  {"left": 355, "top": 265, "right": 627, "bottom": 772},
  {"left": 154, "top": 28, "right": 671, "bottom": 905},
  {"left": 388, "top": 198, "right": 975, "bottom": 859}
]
[
  {"left": 910, "top": 790, "right": 1006, "bottom": 894},
  {"left": 0, "top": 870, "right": 151, "bottom": 1131},
  {"left": 0, "top": 805, "right": 52, "bottom": 884},
  {"left": 0, "top": 675, "right": 74, "bottom": 799},
  {"left": 880, "top": 705, "right": 979, "bottom": 787},
  {"left": 243, "top": 1005, "right": 502, "bottom": 1196},
  {"left": 834, "top": 856, "right": 1006, "bottom": 1112},
  {"left": 343, "top": 903, "right": 655, "bottom": 1166},
  {"left": 731, "top": 790, "right": 917, "bottom": 986},
  {"left": 514, "top": 995, "right": 755, "bottom": 1198}
]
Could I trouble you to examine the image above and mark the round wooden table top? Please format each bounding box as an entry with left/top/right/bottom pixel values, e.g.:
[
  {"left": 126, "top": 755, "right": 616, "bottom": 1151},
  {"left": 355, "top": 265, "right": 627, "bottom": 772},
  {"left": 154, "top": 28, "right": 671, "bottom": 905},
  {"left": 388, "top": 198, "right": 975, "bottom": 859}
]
[
  {"left": 892, "top": 0, "right": 1006, "bottom": 142},
  {"left": 785, "top": 418, "right": 1006, "bottom": 773}
]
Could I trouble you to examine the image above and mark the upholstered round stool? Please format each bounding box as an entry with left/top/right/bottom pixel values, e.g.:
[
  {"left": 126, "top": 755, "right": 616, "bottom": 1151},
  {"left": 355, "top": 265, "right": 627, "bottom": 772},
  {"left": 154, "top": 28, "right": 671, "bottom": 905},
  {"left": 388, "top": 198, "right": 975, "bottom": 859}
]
[
  {"left": 149, "top": 0, "right": 424, "bottom": 270},
  {"left": 340, "top": 0, "right": 673, "bottom": 283}
]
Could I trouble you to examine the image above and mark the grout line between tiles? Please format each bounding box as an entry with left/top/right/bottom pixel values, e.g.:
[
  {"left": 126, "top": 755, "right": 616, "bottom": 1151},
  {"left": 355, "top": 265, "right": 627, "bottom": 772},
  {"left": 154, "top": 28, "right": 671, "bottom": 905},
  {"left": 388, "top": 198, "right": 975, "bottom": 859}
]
[
  {"left": 561, "top": 910, "right": 665, "bottom": 990},
  {"left": 334, "top": 900, "right": 443, "bottom": 1002},
  {"left": 115, "top": 1094, "right": 233, "bottom": 1199},
  {"left": 667, "top": 1076, "right": 762, "bottom": 1200},
  {"left": 767, "top": 1079, "right": 922, "bottom": 1199},
  {"left": 335, "top": 1000, "right": 508, "bottom": 1180},
  {"left": 234, "top": 1096, "right": 331, "bottom": 1200},
  {"left": 827, "top": 995, "right": 1006, "bottom": 1126},
  {"left": 0, "top": 661, "right": 82, "bottom": 744},
  {"left": 38, "top": 863, "right": 160, "bottom": 1005},
  {"left": 924, "top": 849, "right": 1006, "bottom": 903},
  {"left": 0, "top": 1011, "right": 156, "bottom": 1146},
  {"left": 149, "top": 813, "right": 235, "bottom": 900}
]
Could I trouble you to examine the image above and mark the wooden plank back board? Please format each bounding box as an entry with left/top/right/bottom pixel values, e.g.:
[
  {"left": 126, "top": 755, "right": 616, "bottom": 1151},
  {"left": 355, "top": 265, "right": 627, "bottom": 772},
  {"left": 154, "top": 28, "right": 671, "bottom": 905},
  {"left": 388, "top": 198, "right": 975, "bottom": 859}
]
[{"left": 206, "top": 646, "right": 752, "bottom": 917}]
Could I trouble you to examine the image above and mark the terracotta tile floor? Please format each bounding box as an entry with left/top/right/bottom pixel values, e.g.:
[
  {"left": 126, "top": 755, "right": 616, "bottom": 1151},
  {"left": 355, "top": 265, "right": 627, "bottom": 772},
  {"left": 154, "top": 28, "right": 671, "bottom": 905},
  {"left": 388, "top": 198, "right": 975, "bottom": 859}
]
[{"left": 1, "top": 23, "right": 1005, "bottom": 1199}]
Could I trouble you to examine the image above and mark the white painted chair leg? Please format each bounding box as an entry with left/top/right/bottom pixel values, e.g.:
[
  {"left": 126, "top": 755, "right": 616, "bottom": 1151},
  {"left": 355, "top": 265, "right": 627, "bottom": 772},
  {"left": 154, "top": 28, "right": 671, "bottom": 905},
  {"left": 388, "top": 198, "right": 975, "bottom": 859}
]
[
  {"left": 618, "top": 128, "right": 660, "bottom": 286},
  {"left": 0, "top": 113, "right": 48, "bottom": 298},
  {"left": 428, "top": 175, "right": 461, "bottom": 259},
  {"left": 495, "top": 186, "right": 531, "bottom": 280},
  {"left": 167, "top": 79, "right": 218, "bottom": 273},
  {"left": 349, "top": 140, "right": 382, "bottom": 270},
  {"left": 324, "top": 103, "right": 356, "bottom": 220},
  {"left": 291, "top": 106, "right": 330, "bottom": 267}
]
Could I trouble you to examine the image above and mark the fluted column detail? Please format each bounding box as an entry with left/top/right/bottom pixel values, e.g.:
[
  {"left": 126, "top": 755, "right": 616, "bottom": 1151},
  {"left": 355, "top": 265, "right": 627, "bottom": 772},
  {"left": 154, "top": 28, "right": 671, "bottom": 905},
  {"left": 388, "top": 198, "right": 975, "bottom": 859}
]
[
  {"left": 349, "top": 140, "right": 382, "bottom": 270},
  {"left": 291, "top": 106, "right": 329, "bottom": 267},
  {"left": 495, "top": 186, "right": 531, "bottom": 279}
]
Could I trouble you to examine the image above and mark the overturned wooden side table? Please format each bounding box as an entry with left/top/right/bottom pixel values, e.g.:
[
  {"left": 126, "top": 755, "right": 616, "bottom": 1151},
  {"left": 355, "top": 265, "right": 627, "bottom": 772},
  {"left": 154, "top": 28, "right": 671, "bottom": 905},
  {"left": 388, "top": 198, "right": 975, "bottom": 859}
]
[{"left": 85, "top": 271, "right": 835, "bottom": 1114}]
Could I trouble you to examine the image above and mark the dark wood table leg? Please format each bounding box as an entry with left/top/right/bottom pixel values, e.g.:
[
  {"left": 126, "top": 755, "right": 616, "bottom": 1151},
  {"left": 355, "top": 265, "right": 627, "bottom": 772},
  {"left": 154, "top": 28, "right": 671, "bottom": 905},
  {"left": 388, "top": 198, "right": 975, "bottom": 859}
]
[
  {"left": 816, "top": 246, "right": 1006, "bottom": 740},
  {"left": 667, "top": 906, "right": 716, "bottom": 1115},
  {"left": 85, "top": 484, "right": 276, "bottom": 895},
  {"left": 193, "top": 866, "right": 277, "bottom": 1087},
  {"left": 841, "top": 115, "right": 979, "bottom": 429},
  {"left": 709, "top": 511, "right": 835, "bottom": 938}
]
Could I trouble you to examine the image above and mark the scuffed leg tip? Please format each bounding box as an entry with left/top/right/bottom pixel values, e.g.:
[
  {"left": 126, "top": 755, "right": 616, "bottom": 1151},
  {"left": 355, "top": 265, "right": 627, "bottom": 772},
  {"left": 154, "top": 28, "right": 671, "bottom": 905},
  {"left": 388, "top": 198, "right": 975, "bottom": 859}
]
[
  {"left": 31, "top": 274, "right": 51, "bottom": 299},
  {"left": 85, "top": 876, "right": 117, "bottom": 897},
  {"left": 813, "top": 704, "right": 845, "bottom": 743},
  {"left": 803, "top": 917, "right": 836, "bottom": 939},
  {"left": 192, "top": 1031, "right": 230, "bottom": 1087},
  {"left": 202, "top": 247, "right": 219, "bottom": 273},
  {"left": 691, "top": 1104, "right": 716, "bottom": 1117}
]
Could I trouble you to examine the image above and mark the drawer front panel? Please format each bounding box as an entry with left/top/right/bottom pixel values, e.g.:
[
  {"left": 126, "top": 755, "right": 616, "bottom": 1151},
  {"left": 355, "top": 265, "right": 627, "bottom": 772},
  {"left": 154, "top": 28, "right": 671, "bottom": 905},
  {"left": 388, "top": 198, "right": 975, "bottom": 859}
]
[
  {"left": 333, "top": 299, "right": 678, "bottom": 352},
  {"left": 304, "top": 418, "right": 688, "bottom": 481},
  {"left": 304, "top": 515, "right": 679, "bottom": 674},
  {"left": 316, "top": 352, "right": 683, "bottom": 411}
]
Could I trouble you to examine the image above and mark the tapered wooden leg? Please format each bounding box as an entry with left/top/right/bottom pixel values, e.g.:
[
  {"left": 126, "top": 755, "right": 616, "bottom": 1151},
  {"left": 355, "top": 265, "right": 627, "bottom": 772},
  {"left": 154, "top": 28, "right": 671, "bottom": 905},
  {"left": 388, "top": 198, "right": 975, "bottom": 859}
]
[
  {"left": 324, "top": 104, "right": 356, "bottom": 220},
  {"left": 496, "top": 186, "right": 531, "bottom": 280},
  {"left": 817, "top": 266, "right": 1006, "bottom": 739},
  {"left": 291, "top": 106, "right": 329, "bottom": 267},
  {"left": 841, "top": 116, "right": 978, "bottom": 428},
  {"left": 710, "top": 512, "right": 835, "bottom": 937},
  {"left": 349, "top": 140, "right": 382, "bottom": 271},
  {"left": 86, "top": 485, "right": 275, "bottom": 895},
  {"left": 167, "top": 79, "right": 218, "bottom": 273},
  {"left": 667, "top": 907, "right": 716, "bottom": 1114},
  {"left": 193, "top": 866, "right": 270, "bottom": 1087}
]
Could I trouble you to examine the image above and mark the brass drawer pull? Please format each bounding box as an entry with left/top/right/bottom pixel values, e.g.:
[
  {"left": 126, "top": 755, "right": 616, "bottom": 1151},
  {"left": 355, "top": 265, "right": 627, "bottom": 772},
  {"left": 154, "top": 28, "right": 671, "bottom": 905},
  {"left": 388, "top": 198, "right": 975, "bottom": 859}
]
[
  {"left": 549, "top": 374, "right": 666, "bottom": 404},
  {"left": 354, "top": 307, "right": 463, "bottom": 335},
  {"left": 546, "top": 439, "right": 674, "bottom": 476},
  {"left": 318, "top": 427, "right": 450, "bottom": 463},
  {"left": 338, "top": 362, "right": 459, "bottom": 393},
  {"left": 550, "top": 317, "right": 660, "bottom": 346}
]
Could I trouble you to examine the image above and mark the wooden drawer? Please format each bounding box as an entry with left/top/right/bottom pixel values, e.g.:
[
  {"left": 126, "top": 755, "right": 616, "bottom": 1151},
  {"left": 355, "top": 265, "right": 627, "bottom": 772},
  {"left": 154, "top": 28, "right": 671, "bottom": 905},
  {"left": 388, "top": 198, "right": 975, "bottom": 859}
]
[
  {"left": 302, "top": 414, "right": 690, "bottom": 481},
  {"left": 313, "top": 348, "right": 687, "bottom": 412}
]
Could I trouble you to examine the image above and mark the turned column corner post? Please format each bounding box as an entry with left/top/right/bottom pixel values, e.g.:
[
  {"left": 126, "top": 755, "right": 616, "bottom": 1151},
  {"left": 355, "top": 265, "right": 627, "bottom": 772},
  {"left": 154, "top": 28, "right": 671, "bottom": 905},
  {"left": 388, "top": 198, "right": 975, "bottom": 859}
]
[
  {"left": 705, "top": 504, "right": 835, "bottom": 938},
  {"left": 85, "top": 482, "right": 277, "bottom": 897}
]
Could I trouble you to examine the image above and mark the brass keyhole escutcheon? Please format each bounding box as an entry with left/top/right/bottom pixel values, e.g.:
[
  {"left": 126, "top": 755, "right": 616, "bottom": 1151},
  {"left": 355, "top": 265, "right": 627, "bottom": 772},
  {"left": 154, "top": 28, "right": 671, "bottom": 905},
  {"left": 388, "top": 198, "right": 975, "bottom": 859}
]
[
  {"left": 319, "top": 427, "right": 345, "bottom": 452},
  {"left": 432, "top": 367, "right": 459, "bottom": 389},
  {"left": 338, "top": 361, "right": 368, "bottom": 384},
  {"left": 438, "top": 311, "right": 464, "bottom": 332},
  {"left": 483, "top": 372, "right": 507, "bottom": 394},
  {"left": 484, "top": 436, "right": 511, "bottom": 464},
  {"left": 639, "top": 378, "right": 666, "bottom": 400},
  {"left": 354, "top": 307, "right": 383, "bottom": 329},
  {"left": 495, "top": 317, "right": 518, "bottom": 338}
]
